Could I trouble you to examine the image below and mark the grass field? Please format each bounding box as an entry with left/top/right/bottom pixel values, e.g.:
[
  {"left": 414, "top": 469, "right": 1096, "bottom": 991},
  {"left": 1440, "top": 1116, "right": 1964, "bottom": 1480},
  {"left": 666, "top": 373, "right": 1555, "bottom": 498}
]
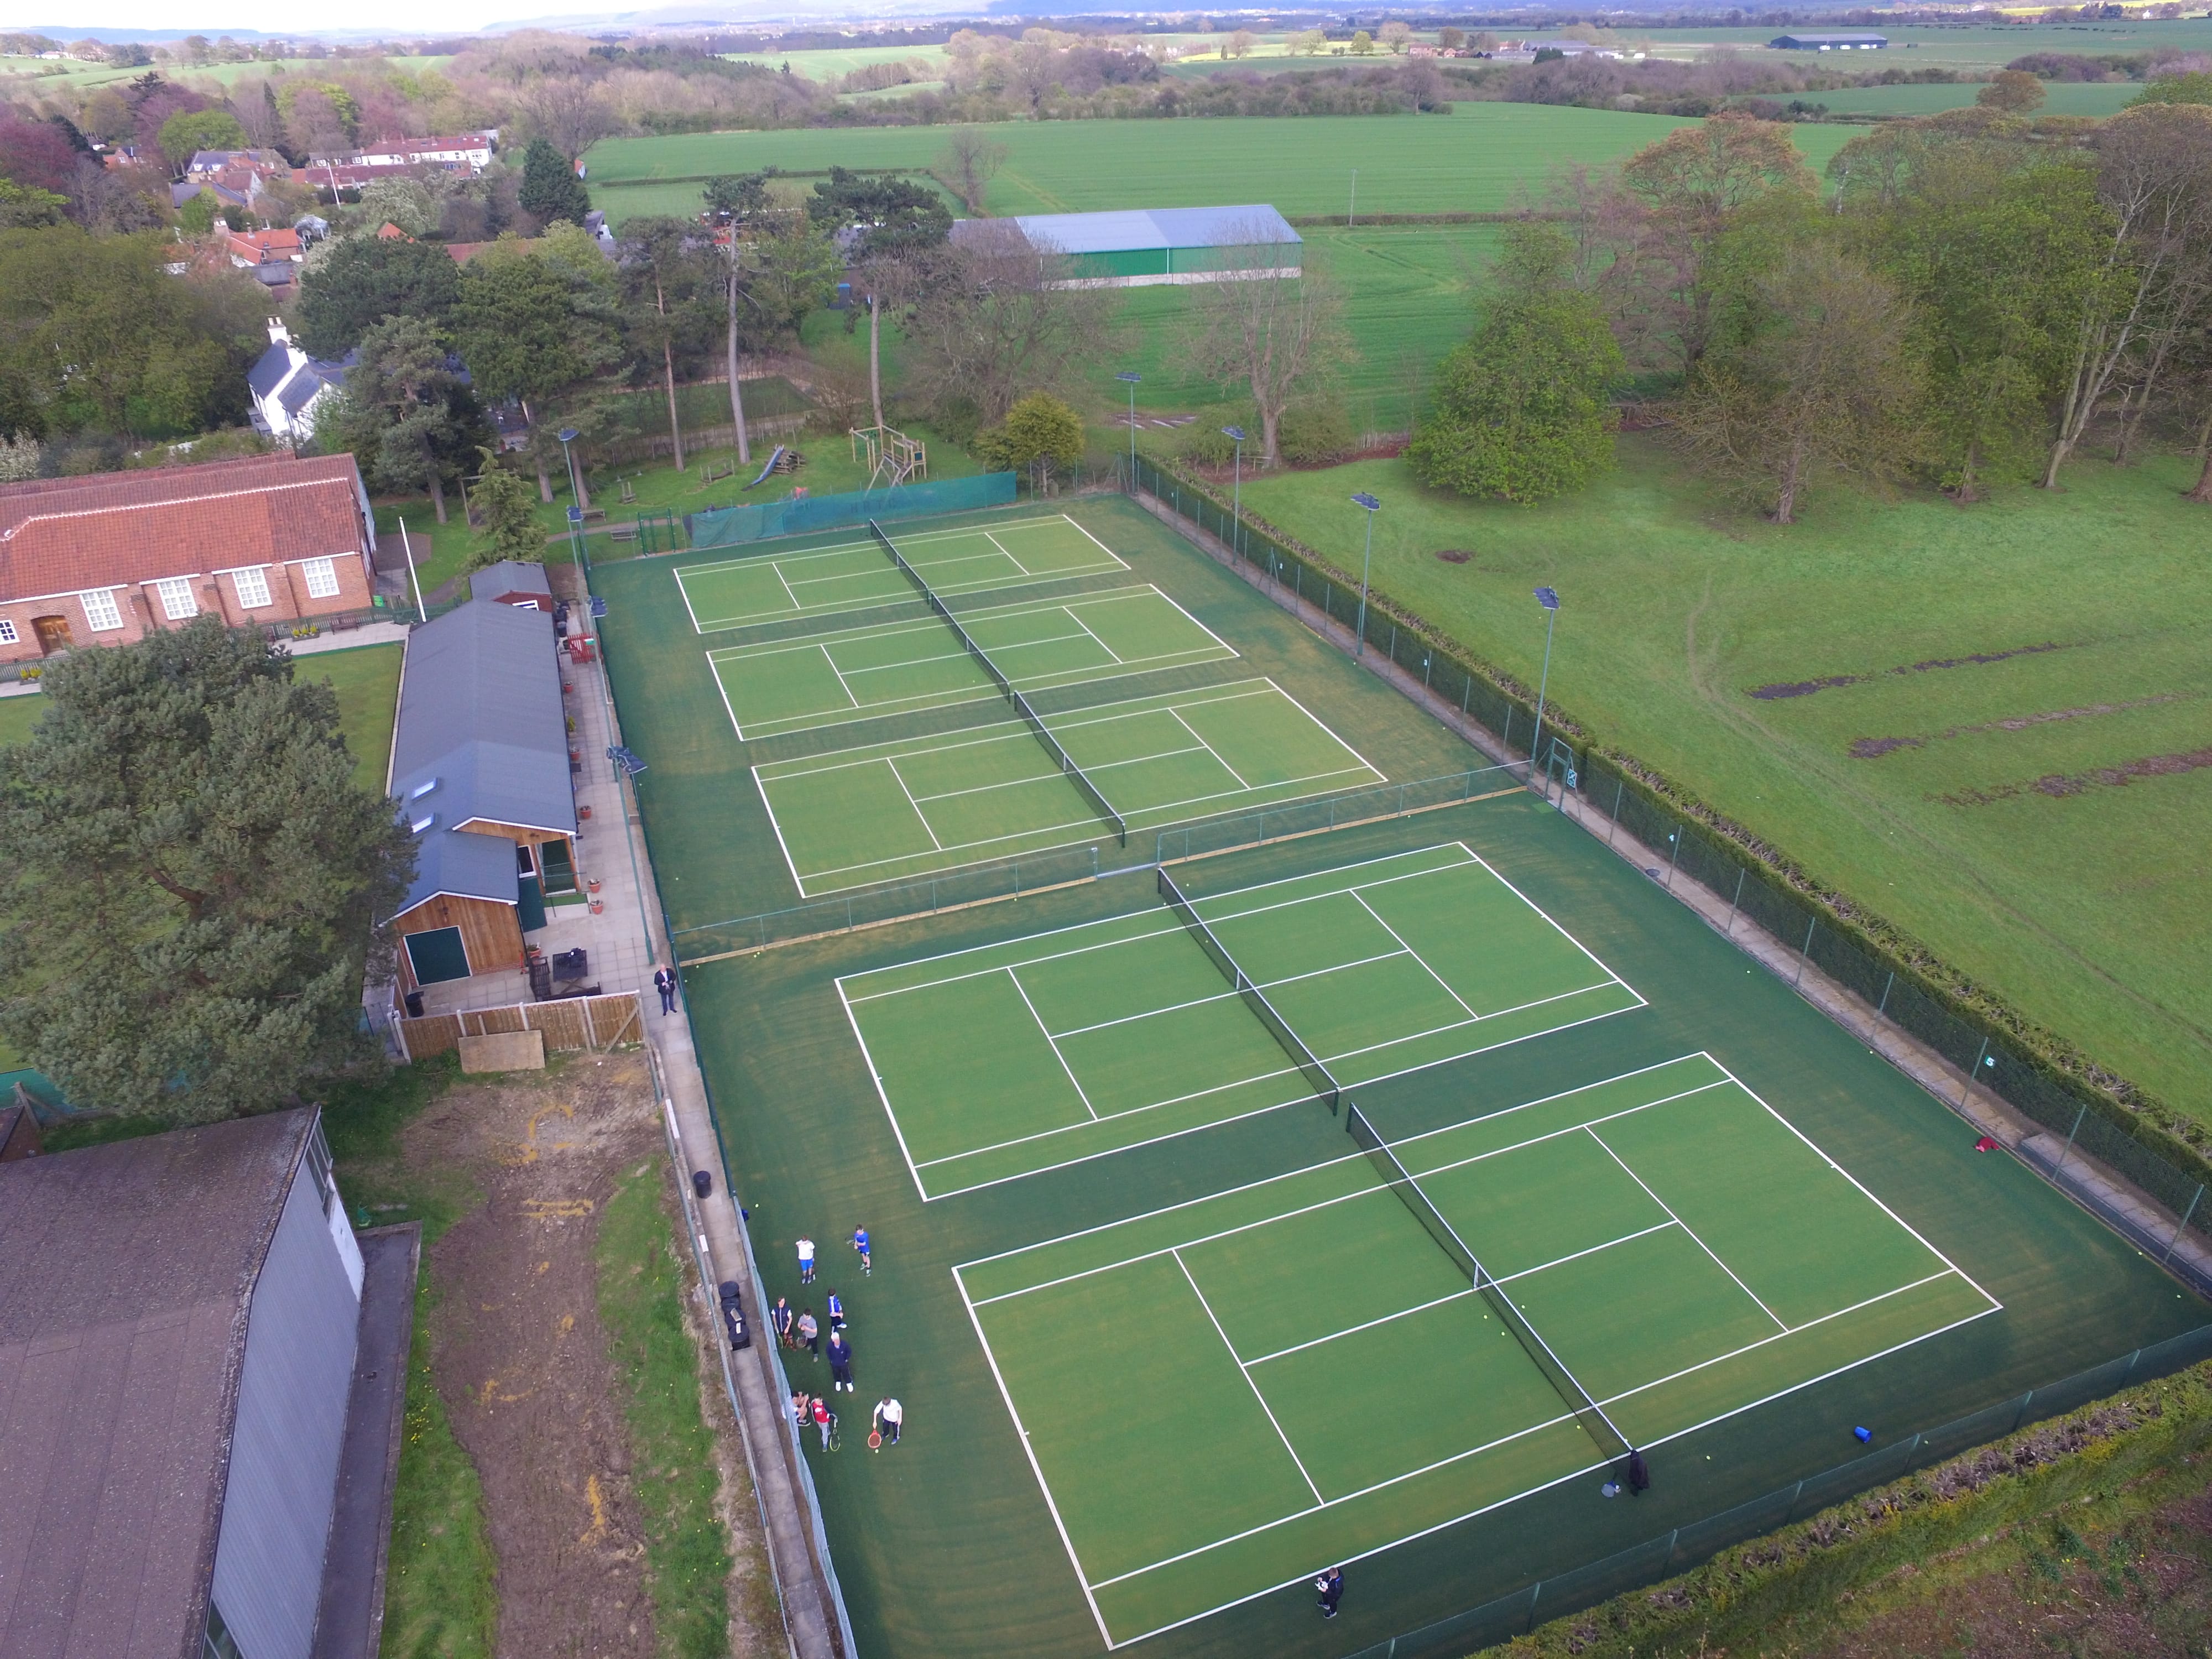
[
  {"left": 843, "top": 842, "right": 1641, "bottom": 1196},
  {"left": 1235, "top": 437, "right": 2212, "bottom": 1124},
  {"left": 1629, "top": 18, "right": 2212, "bottom": 71},
  {"left": 755, "top": 678, "right": 1383, "bottom": 893},
  {"left": 959, "top": 1048, "right": 1994, "bottom": 1645},
  {"left": 589, "top": 490, "right": 2209, "bottom": 1658},
  {"left": 1808, "top": 80, "right": 2138, "bottom": 116},
  {"left": 709, "top": 584, "right": 1235, "bottom": 739}
]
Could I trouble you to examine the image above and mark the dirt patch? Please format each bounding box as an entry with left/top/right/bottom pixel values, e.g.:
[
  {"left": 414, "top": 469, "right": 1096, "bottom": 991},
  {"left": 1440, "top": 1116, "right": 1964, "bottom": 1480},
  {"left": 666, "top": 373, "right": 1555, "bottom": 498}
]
[
  {"left": 1849, "top": 693, "right": 2186, "bottom": 759},
  {"left": 1935, "top": 743, "right": 2212, "bottom": 806},
  {"left": 1747, "top": 640, "right": 2074, "bottom": 702},
  {"left": 1804, "top": 1484, "right": 2212, "bottom": 1657},
  {"left": 1434, "top": 549, "right": 1472, "bottom": 564},
  {"left": 408, "top": 1055, "right": 662, "bottom": 1659}
]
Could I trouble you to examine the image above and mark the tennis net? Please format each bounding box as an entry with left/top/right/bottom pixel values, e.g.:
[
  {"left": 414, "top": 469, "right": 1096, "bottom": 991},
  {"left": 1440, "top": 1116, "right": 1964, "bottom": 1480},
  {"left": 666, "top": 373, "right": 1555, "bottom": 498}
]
[
  {"left": 869, "top": 518, "right": 1126, "bottom": 846},
  {"left": 1345, "top": 1101, "right": 1636, "bottom": 1471},
  {"left": 1156, "top": 868, "right": 1340, "bottom": 1114}
]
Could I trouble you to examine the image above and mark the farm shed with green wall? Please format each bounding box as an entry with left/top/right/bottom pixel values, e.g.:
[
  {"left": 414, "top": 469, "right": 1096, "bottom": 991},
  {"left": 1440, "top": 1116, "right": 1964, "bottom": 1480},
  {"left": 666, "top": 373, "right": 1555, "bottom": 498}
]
[{"left": 951, "top": 204, "right": 1302, "bottom": 288}]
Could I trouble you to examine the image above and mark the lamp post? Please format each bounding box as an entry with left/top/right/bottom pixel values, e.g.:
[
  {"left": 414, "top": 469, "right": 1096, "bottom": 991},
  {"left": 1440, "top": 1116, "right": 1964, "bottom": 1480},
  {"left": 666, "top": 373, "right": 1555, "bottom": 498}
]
[
  {"left": 1116, "top": 371, "right": 1141, "bottom": 488},
  {"left": 1350, "top": 492, "right": 1380, "bottom": 655},
  {"left": 557, "top": 427, "right": 582, "bottom": 510},
  {"left": 1222, "top": 425, "right": 1246, "bottom": 556},
  {"left": 1530, "top": 586, "right": 1560, "bottom": 793}
]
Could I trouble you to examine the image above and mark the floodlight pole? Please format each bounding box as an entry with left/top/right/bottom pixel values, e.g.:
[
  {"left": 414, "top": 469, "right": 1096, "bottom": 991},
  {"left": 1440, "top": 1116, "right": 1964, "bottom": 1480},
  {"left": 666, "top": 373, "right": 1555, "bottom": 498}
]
[
  {"left": 1531, "top": 587, "right": 1561, "bottom": 793},
  {"left": 1117, "top": 371, "right": 1141, "bottom": 489},
  {"left": 399, "top": 519, "right": 426, "bottom": 623},
  {"left": 1350, "top": 492, "right": 1380, "bottom": 656},
  {"left": 558, "top": 427, "right": 583, "bottom": 510}
]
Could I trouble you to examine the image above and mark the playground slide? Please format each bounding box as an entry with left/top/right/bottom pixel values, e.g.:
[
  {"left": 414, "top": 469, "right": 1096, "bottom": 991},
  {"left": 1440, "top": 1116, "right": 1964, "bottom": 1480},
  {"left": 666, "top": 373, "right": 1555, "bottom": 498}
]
[{"left": 743, "top": 445, "right": 787, "bottom": 490}]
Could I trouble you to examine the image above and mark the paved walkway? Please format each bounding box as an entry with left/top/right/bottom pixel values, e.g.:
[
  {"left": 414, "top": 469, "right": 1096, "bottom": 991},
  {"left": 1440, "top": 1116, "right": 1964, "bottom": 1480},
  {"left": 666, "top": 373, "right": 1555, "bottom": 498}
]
[{"left": 1132, "top": 484, "right": 2212, "bottom": 1301}]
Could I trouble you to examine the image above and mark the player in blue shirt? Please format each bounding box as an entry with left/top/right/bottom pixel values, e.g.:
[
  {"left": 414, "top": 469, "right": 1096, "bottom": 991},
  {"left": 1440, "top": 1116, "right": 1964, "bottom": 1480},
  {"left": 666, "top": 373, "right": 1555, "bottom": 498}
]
[
  {"left": 826, "top": 1290, "right": 846, "bottom": 1332},
  {"left": 851, "top": 1225, "right": 871, "bottom": 1275}
]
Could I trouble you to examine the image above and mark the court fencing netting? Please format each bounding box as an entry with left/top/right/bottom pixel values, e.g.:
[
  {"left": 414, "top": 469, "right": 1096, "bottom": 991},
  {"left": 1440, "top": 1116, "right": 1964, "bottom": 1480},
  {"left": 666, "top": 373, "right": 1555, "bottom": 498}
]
[
  {"left": 1345, "top": 1100, "right": 1638, "bottom": 1474},
  {"left": 686, "top": 471, "right": 1016, "bottom": 549},
  {"left": 1155, "top": 867, "right": 1340, "bottom": 1112},
  {"left": 869, "top": 518, "right": 1128, "bottom": 846}
]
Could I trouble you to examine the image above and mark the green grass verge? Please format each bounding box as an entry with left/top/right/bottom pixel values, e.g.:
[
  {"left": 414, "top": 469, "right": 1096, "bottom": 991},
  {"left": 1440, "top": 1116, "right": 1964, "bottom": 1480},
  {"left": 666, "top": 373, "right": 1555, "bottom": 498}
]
[
  {"left": 1233, "top": 437, "right": 2212, "bottom": 1126},
  {"left": 596, "top": 1163, "right": 735, "bottom": 1659},
  {"left": 320, "top": 1058, "right": 499, "bottom": 1659},
  {"left": 1504, "top": 1360, "right": 2212, "bottom": 1658},
  {"left": 307, "top": 643, "right": 405, "bottom": 795}
]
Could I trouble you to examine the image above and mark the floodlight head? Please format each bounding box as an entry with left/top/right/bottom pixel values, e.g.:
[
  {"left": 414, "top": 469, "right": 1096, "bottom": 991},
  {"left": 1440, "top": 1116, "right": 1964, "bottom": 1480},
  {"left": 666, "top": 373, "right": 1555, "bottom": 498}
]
[
  {"left": 1351, "top": 492, "right": 1381, "bottom": 511},
  {"left": 1115, "top": 370, "right": 1142, "bottom": 383},
  {"left": 557, "top": 427, "right": 579, "bottom": 444},
  {"left": 1535, "top": 586, "right": 1561, "bottom": 611},
  {"left": 1222, "top": 425, "right": 1246, "bottom": 442}
]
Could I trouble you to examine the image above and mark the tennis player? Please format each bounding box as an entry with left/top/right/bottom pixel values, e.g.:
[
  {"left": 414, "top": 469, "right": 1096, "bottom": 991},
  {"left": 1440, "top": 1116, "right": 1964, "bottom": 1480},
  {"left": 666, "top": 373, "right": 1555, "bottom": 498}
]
[
  {"left": 770, "top": 1296, "right": 794, "bottom": 1349},
  {"left": 873, "top": 1397, "right": 902, "bottom": 1446},
  {"left": 795, "top": 1307, "right": 820, "bottom": 1359},
  {"left": 826, "top": 1289, "right": 846, "bottom": 1332},
  {"left": 851, "top": 1225, "right": 871, "bottom": 1275},
  {"left": 811, "top": 1395, "right": 835, "bottom": 1450},
  {"left": 796, "top": 1235, "right": 816, "bottom": 1284},
  {"left": 827, "top": 1329, "right": 855, "bottom": 1394},
  {"left": 1315, "top": 1567, "right": 1343, "bottom": 1619}
]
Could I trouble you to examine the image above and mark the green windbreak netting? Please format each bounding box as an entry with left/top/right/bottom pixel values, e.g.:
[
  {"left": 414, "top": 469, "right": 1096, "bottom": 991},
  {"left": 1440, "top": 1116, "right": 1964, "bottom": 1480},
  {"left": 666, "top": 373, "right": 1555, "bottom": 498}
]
[{"left": 686, "top": 472, "right": 1017, "bottom": 549}]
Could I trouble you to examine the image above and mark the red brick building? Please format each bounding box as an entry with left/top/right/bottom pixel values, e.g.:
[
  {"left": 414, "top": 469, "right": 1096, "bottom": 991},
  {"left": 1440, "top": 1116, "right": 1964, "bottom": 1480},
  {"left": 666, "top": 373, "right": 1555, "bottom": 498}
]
[{"left": 0, "top": 455, "right": 380, "bottom": 663}]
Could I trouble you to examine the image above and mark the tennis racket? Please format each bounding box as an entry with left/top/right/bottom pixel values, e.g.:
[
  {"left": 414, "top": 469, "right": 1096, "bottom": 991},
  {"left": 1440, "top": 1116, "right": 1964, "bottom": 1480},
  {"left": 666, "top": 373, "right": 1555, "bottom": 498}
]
[{"left": 868, "top": 1430, "right": 883, "bottom": 1451}]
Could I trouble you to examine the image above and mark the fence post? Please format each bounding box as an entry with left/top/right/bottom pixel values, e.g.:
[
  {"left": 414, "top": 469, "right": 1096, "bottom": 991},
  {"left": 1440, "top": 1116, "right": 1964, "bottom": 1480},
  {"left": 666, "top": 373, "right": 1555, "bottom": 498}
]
[
  {"left": 1461, "top": 675, "right": 1472, "bottom": 716},
  {"left": 1725, "top": 866, "right": 1745, "bottom": 934},
  {"left": 1666, "top": 825, "right": 1682, "bottom": 889},
  {"left": 1609, "top": 776, "right": 1624, "bottom": 847},
  {"left": 1524, "top": 1579, "right": 1542, "bottom": 1635},
  {"left": 1793, "top": 915, "right": 1816, "bottom": 987},
  {"left": 1960, "top": 1034, "right": 1990, "bottom": 1110},
  {"left": 846, "top": 898, "right": 854, "bottom": 932},
  {"left": 2012, "top": 1389, "right": 2034, "bottom": 1433},
  {"left": 1877, "top": 970, "right": 1894, "bottom": 1020},
  {"left": 2052, "top": 1105, "right": 2087, "bottom": 1178},
  {"left": 2166, "top": 1186, "right": 2204, "bottom": 1263},
  {"left": 1503, "top": 706, "right": 1514, "bottom": 753}
]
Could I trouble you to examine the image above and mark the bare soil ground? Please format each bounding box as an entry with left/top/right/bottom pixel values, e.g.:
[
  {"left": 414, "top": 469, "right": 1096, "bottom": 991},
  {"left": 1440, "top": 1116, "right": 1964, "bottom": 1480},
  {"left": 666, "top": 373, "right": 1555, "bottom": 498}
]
[{"left": 397, "top": 1054, "right": 770, "bottom": 1659}]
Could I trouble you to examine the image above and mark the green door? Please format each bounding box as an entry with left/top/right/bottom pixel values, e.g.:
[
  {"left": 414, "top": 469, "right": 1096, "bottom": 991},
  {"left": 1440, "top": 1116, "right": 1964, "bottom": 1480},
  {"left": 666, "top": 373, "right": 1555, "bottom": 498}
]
[
  {"left": 540, "top": 837, "right": 577, "bottom": 895},
  {"left": 404, "top": 926, "right": 470, "bottom": 984},
  {"left": 517, "top": 873, "right": 547, "bottom": 933}
]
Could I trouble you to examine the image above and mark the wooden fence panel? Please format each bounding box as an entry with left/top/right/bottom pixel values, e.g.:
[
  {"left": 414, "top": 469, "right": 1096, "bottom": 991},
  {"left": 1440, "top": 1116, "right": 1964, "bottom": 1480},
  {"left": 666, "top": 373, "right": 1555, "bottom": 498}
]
[{"left": 397, "top": 992, "right": 643, "bottom": 1061}]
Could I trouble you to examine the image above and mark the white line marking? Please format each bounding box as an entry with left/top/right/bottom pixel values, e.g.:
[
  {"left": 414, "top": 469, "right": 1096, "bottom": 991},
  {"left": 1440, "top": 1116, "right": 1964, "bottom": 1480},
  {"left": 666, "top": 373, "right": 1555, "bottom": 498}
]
[
  {"left": 1062, "top": 606, "right": 1124, "bottom": 665},
  {"left": 819, "top": 644, "right": 861, "bottom": 712},
  {"left": 1582, "top": 1127, "right": 1789, "bottom": 1332},
  {"left": 1172, "top": 1250, "right": 1325, "bottom": 1506},
  {"left": 1350, "top": 889, "right": 1480, "bottom": 1024},
  {"left": 1007, "top": 967, "right": 1097, "bottom": 1120},
  {"left": 880, "top": 757, "right": 943, "bottom": 851},
  {"left": 984, "top": 527, "right": 1031, "bottom": 576},
  {"left": 1170, "top": 706, "right": 1250, "bottom": 789},
  {"left": 837, "top": 977, "right": 926, "bottom": 1198},
  {"left": 1047, "top": 947, "right": 1408, "bottom": 1039}
]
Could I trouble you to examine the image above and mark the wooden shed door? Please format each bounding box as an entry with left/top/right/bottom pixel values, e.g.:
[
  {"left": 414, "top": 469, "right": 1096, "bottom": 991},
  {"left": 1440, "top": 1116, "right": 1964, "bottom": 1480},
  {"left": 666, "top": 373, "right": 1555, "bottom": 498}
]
[
  {"left": 32, "top": 615, "right": 72, "bottom": 654},
  {"left": 404, "top": 926, "right": 471, "bottom": 984}
]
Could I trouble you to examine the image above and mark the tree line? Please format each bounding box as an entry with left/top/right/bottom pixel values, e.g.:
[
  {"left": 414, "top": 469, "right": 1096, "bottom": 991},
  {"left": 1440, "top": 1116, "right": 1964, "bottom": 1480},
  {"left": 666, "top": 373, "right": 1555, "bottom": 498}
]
[{"left": 1412, "top": 95, "right": 2212, "bottom": 521}]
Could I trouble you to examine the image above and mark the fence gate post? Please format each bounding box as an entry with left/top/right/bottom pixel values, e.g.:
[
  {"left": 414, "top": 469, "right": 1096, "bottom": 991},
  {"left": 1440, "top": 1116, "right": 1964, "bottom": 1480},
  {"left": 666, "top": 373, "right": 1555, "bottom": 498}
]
[
  {"left": 1666, "top": 824, "right": 1682, "bottom": 889},
  {"left": 1726, "top": 866, "right": 1745, "bottom": 934},
  {"left": 1877, "top": 970, "right": 1894, "bottom": 1020},
  {"left": 2053, "top": 1104, "right": 2086, "bottom": 1177},
  {"left": 1608, "top": 776, "right": 1624, "bottom": 847},
  {"left": 1960, "top": 1034, "right": 1990, "bottom": 1110},
  {"left": 1793, "top": 915, "right": 1815, "bottom": 986},
  {"left": 583, "top": 997, "right": 598, "bottom": 1049}
]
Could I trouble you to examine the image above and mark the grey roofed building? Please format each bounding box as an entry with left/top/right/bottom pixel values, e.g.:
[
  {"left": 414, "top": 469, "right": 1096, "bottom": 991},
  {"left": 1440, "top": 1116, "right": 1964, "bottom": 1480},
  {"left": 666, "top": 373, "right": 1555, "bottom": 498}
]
[
  {"left": 950, "top": 204, "right": 1301, "bottom": 289},
  {"left": 1769, "top": 30, "right": 1888, "bottom": 47},
  {"left": 247, "top": 320, "right": 351, "bottom": 444},
  {"left": 468, "top": 560, "right": 555, "bottom": 608},
  {"left": 386, "top": 599, "right": 578, "bottom": 976},
  {"left": 0, "top": 1109, "right": 416, "bottom": 1659}
]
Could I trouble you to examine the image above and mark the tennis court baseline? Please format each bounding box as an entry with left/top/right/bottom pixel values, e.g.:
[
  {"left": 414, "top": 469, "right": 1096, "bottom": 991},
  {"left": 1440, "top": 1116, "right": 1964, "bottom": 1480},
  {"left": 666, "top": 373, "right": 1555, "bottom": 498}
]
[
  {"left": 841, "top": 843, "right": 1644, "bottom": 1196},
  {"left": 675, "top": 514, "right": 1125, "bottom": 632},
  {"left": 954, "top": 1051, "right": 2002, "bottom": 1648},
  {"left": 755, "top": 680, "right": 1383, "bottom": 895},
  {"left": 707, "top": 586, "right": 1238, "bottom": 739}
]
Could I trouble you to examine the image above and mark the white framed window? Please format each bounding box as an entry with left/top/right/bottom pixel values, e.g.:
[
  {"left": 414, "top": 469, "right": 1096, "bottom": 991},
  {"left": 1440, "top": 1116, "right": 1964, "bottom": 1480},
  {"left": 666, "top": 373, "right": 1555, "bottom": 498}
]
[
  {"left": 80, "top": 589, "right": 123, "bottom": 632},
  {"left": 155, "top": 577, "right": 198, "bottom": 620},
  {"left": 300, "top": 556, "right": 340, "bottom": 600},
  {"left": 231, "top": 566, "right": 273, "bottom": 609},
  {"left": 0, "top": 619, "right": 16, "bottom": 645}
]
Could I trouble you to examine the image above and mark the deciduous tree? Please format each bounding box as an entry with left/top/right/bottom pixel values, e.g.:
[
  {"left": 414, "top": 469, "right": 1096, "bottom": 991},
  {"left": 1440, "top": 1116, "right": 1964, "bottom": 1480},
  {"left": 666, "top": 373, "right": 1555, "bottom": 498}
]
[
  {"left": 0, "top": 618, "right": 414, "bottom": 1123},
  {"left": 976, "top": 392, "right": 1084, "bottom": 490},
  {"left": 615, "top": 215, "right": 718, "bottom": 471},
  {"left": 1181, "top": 228, "right": 1352, "bottom": 466}
]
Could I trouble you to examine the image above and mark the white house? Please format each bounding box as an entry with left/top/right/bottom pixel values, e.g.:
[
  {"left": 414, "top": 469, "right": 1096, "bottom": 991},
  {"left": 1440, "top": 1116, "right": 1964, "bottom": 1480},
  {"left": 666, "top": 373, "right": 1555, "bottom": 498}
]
[{"left": 246, "top": 319, "right": 351, "bottom": 444}]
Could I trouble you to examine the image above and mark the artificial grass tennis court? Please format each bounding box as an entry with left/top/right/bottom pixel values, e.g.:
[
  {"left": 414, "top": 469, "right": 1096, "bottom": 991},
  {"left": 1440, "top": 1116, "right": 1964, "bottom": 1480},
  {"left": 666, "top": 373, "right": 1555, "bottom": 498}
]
[
  {"left": 676, "top": 514, "right": 1124, "bottom": 632},
  {"left": 757, "top": 679, "right": 1384, "bottom": 894},
  {"left": 958, "top": 1051, "right": 1998, "bottom": 1646},
  {"left": 842, "top": 843, "right": 1642, "bottom": 1197},
  {"left": 708, "top": 585, "right": 1237, "bottom": 739}
]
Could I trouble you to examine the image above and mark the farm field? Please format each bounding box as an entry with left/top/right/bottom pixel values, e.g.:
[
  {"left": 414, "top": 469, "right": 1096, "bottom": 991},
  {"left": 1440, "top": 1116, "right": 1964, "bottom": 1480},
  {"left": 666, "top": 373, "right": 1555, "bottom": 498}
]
[
  {"left": 1628, "top": 18, "right": 2212, "bottom": 70},
  {"left": 1809, "top": 79, "right": 2138, "bottom": 116},
  {"left": 1234, "top": 439, "right": 2212, "bottom": 1124},
  {"left": 590, "top": 492, "right": 2205, "bottom": 1659}
]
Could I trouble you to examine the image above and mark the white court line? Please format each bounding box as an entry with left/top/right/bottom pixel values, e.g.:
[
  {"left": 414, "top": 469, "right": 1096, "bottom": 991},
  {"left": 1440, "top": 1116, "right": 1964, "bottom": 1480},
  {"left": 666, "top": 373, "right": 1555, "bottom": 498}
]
[
  {"left": 1241, "top": 1220, "right": 1682, "bottom": 1368},
  {"left": 1169, "top": 706, "right": 1251, "bottom": 789},
  {"left": 1061, "top": 606, "right": 1125, "bottom": 665},
  {"left": 951, "top": 1264, "right": 1118, "bottom": 1652},
  {"left": 1583, "top": 1128, "right": 1788, "bottom": 1332},
  {"left": 907, "top": 744, "right": 1205, "bottom": 808},
  {"left": 880, "top": 757, "right": 944, "bottom": 852},
  {"left": 837, "top": 977, "right": 929, "bottom": 1203},
  {"left": 1350, "top": 888, "right": 1480, "bottom": 1025},
  {"left": 984, "top": 528, "right": 1031, "bottom": 576},
  {"left": 1172, "top": 1250, "right": 1325, "bottom": 1506},
  {"left": 771, "top": 561, "right": 803, "bottom": 615},
  {"left": 1007, "top": 967, "right": 1097, "bottom": 1120},
  {"left": 1046, "top": 947, "right": 1409, "bottom": 1040},
  {"left": 675, "top": 564, "right": 706, "bottom": 633},
  {"left": 819, "top": 645, "right": 862, "bottom": 713}
]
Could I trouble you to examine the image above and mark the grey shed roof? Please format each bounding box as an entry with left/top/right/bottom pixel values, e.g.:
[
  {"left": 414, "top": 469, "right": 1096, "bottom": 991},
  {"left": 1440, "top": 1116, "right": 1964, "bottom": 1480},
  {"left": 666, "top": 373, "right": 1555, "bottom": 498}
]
[
  {"left": 0, "top": 1111, "right": 315, "bottom": 1659},
  {"left": 468, "top": 560, "right": 553, "bottom": 602},
  {"left": 958, "top": 204, "right": 1301, "bottom": 255},
  {"left": 389, "top": 598, "right": 573, "bottom": 915}
]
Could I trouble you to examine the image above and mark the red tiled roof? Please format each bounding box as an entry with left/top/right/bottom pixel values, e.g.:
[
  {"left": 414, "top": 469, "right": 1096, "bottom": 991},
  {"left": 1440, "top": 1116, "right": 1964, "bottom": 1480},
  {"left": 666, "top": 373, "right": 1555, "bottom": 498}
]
[{"left": 0, "top": 455, "right": 368, "bottom": 602}]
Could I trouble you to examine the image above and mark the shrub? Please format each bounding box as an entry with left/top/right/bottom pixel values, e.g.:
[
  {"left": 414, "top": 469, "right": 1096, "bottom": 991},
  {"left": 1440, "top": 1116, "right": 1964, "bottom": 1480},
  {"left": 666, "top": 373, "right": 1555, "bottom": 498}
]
[{"left": 1278, "top": 401, "right": 1357, "bottom": 465}]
